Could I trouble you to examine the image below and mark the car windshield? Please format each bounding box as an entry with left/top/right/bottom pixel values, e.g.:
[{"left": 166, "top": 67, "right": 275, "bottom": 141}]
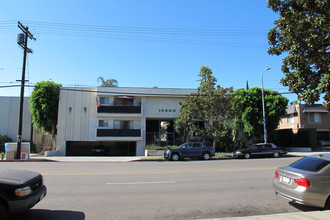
[
  {"left": 290, "top": 156, "right": 330, "bottom": 172},
  {"left": 177, "top": 144, "right": 186, "bottom": 149}
]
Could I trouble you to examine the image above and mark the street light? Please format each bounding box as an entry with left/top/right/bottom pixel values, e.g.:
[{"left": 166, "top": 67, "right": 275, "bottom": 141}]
[{"left": 261, "top": 67, "right": 271, "bottom": 143}]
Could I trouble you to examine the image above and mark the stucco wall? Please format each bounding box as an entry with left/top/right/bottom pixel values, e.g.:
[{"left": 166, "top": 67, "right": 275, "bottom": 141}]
[{"left": 0, "top": 97, "right": 31, "bottom": 141}]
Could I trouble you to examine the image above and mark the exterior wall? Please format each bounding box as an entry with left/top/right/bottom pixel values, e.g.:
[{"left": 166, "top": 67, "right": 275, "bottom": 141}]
[
  {"left": 278, "top": 105, "right": 299, "bottom": 130},
  {"left": 57, "top": 88, "right": 96, "bottom": 155},
  {"left": 145, "top": 97, "right": 183, "bottom": 118},
  {"left": 0, "top": 97, "right": 31, "bottom": 141},
  {"left": 278, "top": 104, "right": 330, "bottom": 144},
  {"left": 56, "top": 87, "right": 195, "bottom": 156},
  {"left": 298, "top": 105, "right": 330, "bottom": 130}
]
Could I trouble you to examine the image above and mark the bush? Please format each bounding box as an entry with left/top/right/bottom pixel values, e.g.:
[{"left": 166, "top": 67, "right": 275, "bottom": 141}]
[
  {"left": 0, "top": 135, "right": 13, "bottom": 153},
  {"left": 144, "top": 145, "right": 178, "bottom": 150}
]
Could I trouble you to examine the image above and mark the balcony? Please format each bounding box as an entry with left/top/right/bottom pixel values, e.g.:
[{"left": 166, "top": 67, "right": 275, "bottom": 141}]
[
  {"left": 97, "top": 129, "right": 141, "bottom": 137},
  {"left": 97, "top": 106, "right": 141, "bottom": 114}
]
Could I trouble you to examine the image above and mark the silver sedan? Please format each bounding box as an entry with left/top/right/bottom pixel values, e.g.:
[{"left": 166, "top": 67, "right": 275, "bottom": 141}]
[{"left": 273, "top": 153, "right": 330, "bottom": 209}]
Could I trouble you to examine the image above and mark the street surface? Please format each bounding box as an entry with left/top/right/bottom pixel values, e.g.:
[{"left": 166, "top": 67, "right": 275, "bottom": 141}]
[{"left": 2, "top": 156, "right": 322, "bottom": 220}]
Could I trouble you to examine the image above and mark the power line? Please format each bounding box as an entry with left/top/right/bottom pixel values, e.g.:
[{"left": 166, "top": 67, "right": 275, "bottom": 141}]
[
  {"left": 0, "top": 84, "right": 296, "bottom": 96},
  {"left": 0, "top": 20, "right": 266, "bottom": 48}
]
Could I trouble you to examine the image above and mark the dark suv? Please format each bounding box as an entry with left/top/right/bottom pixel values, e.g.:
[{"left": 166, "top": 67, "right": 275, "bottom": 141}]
[
  {"left": 0, "top": 169, "right": 47, "bottom": 219},
  {"left": 164, "top": 142, "right": 215, "bottom": 161}
]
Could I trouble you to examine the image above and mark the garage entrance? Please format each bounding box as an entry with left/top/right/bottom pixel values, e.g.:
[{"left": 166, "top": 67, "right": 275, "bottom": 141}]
[{"left": 66, "top": 141, "right": 136, "bottom": 156}]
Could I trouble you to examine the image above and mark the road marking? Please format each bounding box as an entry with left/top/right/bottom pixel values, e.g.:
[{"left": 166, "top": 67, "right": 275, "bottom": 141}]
[
  {"left": 42, "top": 167, "right": 276, "bottom": 176},
  {"left": 106, "top": 181, "right": 175, "bottom": 185}
]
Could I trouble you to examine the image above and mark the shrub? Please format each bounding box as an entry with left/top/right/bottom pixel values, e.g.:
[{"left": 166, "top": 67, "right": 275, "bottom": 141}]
[
  {"left": 144, "top": 145, "right": 178, "bottom": 150},
  {"left": 0, "top": 135, "right": 13, "bottom": 153}
]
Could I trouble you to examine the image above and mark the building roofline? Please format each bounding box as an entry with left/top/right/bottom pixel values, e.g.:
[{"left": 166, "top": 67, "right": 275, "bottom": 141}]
[{"left": 61, "top": 86, "right": 197, "bottom": 97}]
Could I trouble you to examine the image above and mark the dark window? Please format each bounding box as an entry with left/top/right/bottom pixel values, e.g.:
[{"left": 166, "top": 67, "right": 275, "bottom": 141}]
[
  {"left": 114, "top": 98, "right": 133, "bottom": 106},
  {"left": 290, "top": 157, "right": 330, "bottom": 172},
  {"left": 192, "top": 143, "right": 201, "bottom": 148},
  {"left": 264, "top": 144, "right": 273, "bottom": 149}
]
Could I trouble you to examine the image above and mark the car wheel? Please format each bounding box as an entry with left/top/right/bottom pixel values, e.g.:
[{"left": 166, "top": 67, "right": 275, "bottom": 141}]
[
  {"left": 244, "top": 153, "right": 251, "bottom": 159},
  {"left": 0, "top": 202, "right": 9, "bottom": 220},
  {"left": 202, "top": 153, "right": 210, "bottom": 160},
  {"left": 171, "top": 154, "right": 180, "bottom": 161},
  {"left": 273, "top": 152, "right": 280, "bottom": 158}
]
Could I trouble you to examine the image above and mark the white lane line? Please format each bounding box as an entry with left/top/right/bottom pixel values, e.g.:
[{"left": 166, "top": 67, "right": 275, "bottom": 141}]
[{"left": 106, "top": 181, "right": 175, "bottom": 185}]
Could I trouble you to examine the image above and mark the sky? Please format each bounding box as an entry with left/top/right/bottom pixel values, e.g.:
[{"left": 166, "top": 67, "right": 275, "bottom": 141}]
[{"left": 1, "top": 0, "right": 300, "bottom": 103}]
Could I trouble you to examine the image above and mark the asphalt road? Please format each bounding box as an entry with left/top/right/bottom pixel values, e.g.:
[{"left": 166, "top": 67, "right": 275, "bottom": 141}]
[{"left": 3, "top": 156, "right": 323, "bottom": 220}]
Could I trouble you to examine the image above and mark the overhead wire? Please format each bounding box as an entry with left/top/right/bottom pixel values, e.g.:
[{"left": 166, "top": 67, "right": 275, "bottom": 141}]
[{"left": 0, "top": 20, "right": 267, "bottom": 48}]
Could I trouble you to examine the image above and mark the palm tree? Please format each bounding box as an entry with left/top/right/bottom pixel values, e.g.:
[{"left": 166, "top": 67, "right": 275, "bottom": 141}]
[{"left": 97, "top": 77, "right": 118, "bottom": 87}]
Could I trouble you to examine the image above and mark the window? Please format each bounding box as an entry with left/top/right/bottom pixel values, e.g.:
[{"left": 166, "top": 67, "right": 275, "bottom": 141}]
[
  {"left": 99, "top": 120, "right": 109, "bottom": 127},
  {"left": 309, "top": 113, "right": 321, "bottom": 123},
  {"left": 114, "top": 120, "right": 132, "bottom": 129},
  {"left": 264, "top": 144, "right": 273, "bottom": 149},
  {"left": 100, "top": 97, "right": 110, "bottom": 105},
  {"left": 290, "top": 157, "right": 330, "bottom": 172},
  {"left": 114, "top": 98, "right": 133, "bottom": 106},
  {"left": 192, "top": 143, "right": 201, "bottom": 148},
  {"left": 287, "top": 115, "right": 294, "bottom": 124}
]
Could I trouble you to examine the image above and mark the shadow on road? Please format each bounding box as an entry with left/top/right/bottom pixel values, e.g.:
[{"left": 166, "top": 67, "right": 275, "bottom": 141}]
[
  {"left": 289, "top": 202, "right": 323, "bottom": 212},
  {"left": 12, "top": 209, "right": 85, "bottom": 220}
]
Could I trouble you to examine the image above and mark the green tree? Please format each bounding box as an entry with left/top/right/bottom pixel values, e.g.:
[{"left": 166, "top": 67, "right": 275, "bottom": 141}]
[
  {"left": 176, "top": 66, "right": 234, "bottom": 151},
  {"left": 267, "top": 0, "right": 330, "bottom": 110},
  {"left": 97, "top": 77, "right": 118, "bottom": 87},
  {"left": 232, "top": 87, "right": 289, "bottom": 141},
  {"left": 29, "top": 81, "right": 62, "bottom": 137},
  {"left": 0, "top": 135, "right": 12, "bottom": 153}
]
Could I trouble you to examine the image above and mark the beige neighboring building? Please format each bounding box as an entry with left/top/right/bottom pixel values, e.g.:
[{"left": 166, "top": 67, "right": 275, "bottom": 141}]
[
  {"left": 278, "top": 104, "right": 330, "bottom": 145},
  {"left": 56, "top": 87, "right": 196, "bottom": 156}
]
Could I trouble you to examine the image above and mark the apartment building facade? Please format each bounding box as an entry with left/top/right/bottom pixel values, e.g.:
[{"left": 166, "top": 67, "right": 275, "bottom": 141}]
[
  {"left": 56, "top": 87, "right": 196, "bottom": 156},
  {"left": 278, "top": 104, "right": 330, "bottom": 145}
]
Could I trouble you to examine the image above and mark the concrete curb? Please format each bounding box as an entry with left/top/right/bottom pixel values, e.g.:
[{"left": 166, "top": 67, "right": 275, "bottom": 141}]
[{"left": 214, "top": 210, "right": 330, "bottom": 220}]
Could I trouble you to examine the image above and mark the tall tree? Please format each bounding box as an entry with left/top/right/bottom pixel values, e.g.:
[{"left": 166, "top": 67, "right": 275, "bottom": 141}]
[
  {"left": 267, "top": 0, "right": 330, "bottom": 110},
  {"left": 232, "top": 87, "right": 288, "bottom": 141},
  {"left": 97, "top": 77, "right": 118, "bottom": 87},
  {"left": 176, "top": 66, "right": 234, "bottom": 150},
  {"left": 29, "top": 81, "right": 62, "bottom": 137}
]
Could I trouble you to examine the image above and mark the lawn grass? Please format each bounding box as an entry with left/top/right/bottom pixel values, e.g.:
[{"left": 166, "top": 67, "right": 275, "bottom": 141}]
[{"left": 140, "top": 152, "right": 232, "bottom": 160}]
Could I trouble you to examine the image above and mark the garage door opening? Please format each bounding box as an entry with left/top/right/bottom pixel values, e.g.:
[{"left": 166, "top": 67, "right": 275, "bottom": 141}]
[{"left": 66, "top": 141, "right": 136, "bottom": 156}]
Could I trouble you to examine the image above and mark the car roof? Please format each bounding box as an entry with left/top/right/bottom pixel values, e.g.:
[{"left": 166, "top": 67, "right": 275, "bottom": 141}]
[{"left": 307, "top": 153, "right": 330, "bottom": 161}]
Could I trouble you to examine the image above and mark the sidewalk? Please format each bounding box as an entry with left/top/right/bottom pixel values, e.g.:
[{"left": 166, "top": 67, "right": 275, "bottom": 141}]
[{"left": 216, "top": 210, "right": 330, "bottom": 220}]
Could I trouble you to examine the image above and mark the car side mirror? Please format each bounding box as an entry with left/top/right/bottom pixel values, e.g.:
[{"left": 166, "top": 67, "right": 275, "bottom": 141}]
[{"left": 182, "top": 146, "right": 186, "bottom": 149}]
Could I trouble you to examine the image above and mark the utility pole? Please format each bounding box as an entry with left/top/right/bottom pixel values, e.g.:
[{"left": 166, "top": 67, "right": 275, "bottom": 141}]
[
  {"left": 261, "top": 67, "right": 271, "bottom": 144},
  {"left": 16, "top": 21, "right": 36, "bottom": 159}
]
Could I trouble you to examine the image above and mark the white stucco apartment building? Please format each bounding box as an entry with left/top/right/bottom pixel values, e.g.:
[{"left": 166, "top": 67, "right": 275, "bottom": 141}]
[{"left": 56, "top": 87, "right": 196, "bottom": 156}]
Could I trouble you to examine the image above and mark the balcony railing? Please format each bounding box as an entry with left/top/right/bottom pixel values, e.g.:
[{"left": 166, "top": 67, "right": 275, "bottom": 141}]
[
  {"left": 97, "top": 106, "right": 141, "bottom": 114},
  {"left": 97, "top": 129, "right": 141, "bottom": 137}
]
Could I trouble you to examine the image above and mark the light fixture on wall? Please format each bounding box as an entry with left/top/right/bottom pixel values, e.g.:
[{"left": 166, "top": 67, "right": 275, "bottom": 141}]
[
  {"left": 84, "top": 107, "right": 87, "bottom": 112},
  {"left": 69, "top": 107, "right": 72, "bottom": 112}
]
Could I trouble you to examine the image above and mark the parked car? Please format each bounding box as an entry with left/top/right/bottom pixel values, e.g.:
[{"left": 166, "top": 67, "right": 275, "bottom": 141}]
[
  {"left": 164, "top": 142, "right": 215, "bottom": 161},
  {"left": 232, "top": 143, "right": 287, "bottom": 159},
  {"left": 273, "top": 154, "right": 330, "bottom": 209},
  {"left": 92, "top": 146, "right": 106, "bottom": 156},
  {"left": 0, "top": 169, "right": 47, "bottom": 219}
]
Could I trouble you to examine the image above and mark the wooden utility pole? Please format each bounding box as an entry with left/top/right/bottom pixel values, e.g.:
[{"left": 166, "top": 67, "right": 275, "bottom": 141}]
[{"left": 16, "top": 21, "right": 36, "bottom": 159}]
